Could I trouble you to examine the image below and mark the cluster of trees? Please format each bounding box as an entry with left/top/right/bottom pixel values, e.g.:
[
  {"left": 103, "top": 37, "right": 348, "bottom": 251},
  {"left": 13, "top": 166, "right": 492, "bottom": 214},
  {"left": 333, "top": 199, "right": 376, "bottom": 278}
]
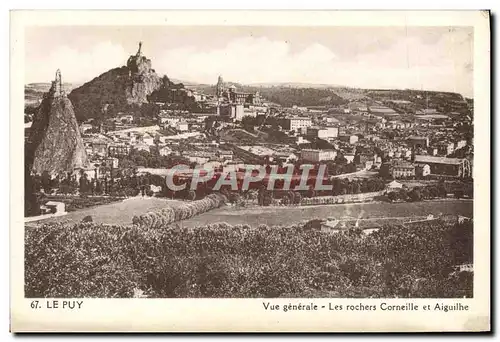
[
  {"left": 131, "top": 103, "right": 160, "bottom": 119},
  {"left": 253, "top": 177, "right": 387, "bottom": 207},
  {"left": 366, "top": 89, "right": 468, "bottom": 113},
  {"left": 236, "top": 116, "right": 294, "bottom": 145},
  {"left": 25, "top": 166, "right": 42, "bottom": 217},
  {"left": 387, "top": 182, "right": 473, "bottom": 203},
  {"left": 28, "top": 169, "right": 137, "bottom": 198},
  {"left": 24, "top": 164, "right": 160, "bottom": 217},
  {"left": 24, "top": 106, "right": 37, "bottom": 122},
  {"left": 449, "top": 145, "right": 473, "bottom": 159},
  {"left": 325, "top": 158, "right": 358, "bottom": 175},
  {"left": 118, "top": 149, "right": 191, "bottom": 169},
  {"left": 148, "top": 76, "right": 201, "bottom": 113},
  {"left": 329, "top": 177, "right": 386, "bottom": 196},
  {"left": 25, "top": 219, "right": 473, "bottom": 298},
  {"left": 29, "top": 171, "right": 79, "bottom": 196},
  {"left": 241, "top": 115, "right": 281, "bottom": 133}
]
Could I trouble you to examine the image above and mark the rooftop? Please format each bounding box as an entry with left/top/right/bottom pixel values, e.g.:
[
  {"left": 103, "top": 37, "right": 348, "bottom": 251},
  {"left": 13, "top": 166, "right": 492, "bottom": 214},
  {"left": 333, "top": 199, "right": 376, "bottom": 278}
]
[
  {"left": 414, "top": 155, "right": 464, "bottom": 165},
  {"left": 415, "top": 114, "right": 449, "bottom": 120},
  {"left": 286, "top": 116, "right": 312, "bottom": 121},
  {"left": 301, "top": 149, "right": 336, "bottom": 152},
  {"left": 392, "top": 162, "right": 415, "bottom": 169},
  {"left": 369, "top": 106, "right": 397, "bottom": 114},
  {"left": 239, "top": 145, "right": 276, "bottom": 156}
]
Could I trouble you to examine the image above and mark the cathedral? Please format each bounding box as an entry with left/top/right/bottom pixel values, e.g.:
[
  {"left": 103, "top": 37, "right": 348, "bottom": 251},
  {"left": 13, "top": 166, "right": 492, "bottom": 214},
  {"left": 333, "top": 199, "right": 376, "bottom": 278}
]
[{"left": 215, "top": 75, "right": 261, "bottom": 105}]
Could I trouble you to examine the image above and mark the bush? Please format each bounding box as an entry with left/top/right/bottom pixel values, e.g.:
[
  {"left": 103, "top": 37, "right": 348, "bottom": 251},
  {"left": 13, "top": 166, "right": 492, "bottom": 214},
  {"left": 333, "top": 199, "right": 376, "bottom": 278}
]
[
  {"left": 81, "top": 215, "right": 93, "bottom": 223},
  {"left": 132, "top": 193, "right": 228, "bottom": 228},
  {"left": 454, "top": 190, "right": 465, "bottom": 199},
  {"left": 125, "top": 187, "right": 140, "bottom": 197},
  {"left": 408, "top": 189, "right": 422, "bottom": 202},
  {"left": 387, "top": 192, "right": 398, "bottom": 202}
]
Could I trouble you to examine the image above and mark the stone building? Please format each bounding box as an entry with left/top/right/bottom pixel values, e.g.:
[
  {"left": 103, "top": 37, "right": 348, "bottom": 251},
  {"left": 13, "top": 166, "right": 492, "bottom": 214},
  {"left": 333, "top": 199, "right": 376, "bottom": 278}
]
[
  {"left": 414, "top": 155, "right": 471, "bottom": 178},
  {"left": 380, "top": 161, "right": 416, "bottom": 179},
  {"left": 215, "top": 75, "right": 261, "bottom": 106}
]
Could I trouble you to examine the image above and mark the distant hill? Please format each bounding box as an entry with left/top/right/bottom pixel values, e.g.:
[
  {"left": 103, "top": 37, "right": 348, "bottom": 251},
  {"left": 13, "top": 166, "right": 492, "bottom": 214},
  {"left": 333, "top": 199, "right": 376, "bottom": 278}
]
[
  {"left": 26, "top": 68, "right": 471, "bottom": 116},
  {"left": 248, "top": 82, "right": 343, "bottom": 89},
  {"left": 25, "top": 82, "right": 80, "bottom": 93},
  {"left": 365, "top": 88, "right": 470, "bottom": 114},
  {"left": 254, "top": 87, "right": 348, "bottom": 107},
  {"left": 187, "top": 81, "right": 348, "bottom": 107},
  {"left": 25, "top": 82, "right": 80, "bottom": 106},
  {"left": 169, "top": 78, "right": 209, "bottom": 87}
]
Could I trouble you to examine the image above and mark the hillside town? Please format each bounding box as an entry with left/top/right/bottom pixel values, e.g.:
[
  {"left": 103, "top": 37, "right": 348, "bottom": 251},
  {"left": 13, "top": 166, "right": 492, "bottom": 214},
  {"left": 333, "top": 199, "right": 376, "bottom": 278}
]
[
  {"left": 24, "top": 43, "right": 474, "bottom": 218},
  {"left": 22, "top": 24, "right": 477, "bottom": 303},
  {"left": 75, "top": 81, "right": 472, "bottom": 183}
]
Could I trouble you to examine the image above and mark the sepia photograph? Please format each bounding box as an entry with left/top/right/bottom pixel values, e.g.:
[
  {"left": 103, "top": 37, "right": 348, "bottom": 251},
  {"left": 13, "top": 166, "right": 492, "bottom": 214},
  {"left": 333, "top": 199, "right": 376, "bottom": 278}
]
[{"left": 11, "top": 10, "right": 490, "bottom": 332}]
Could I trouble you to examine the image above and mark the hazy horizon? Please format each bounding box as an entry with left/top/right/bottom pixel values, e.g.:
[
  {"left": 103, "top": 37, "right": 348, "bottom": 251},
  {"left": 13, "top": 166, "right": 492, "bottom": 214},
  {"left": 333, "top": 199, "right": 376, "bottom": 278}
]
[{"left": 25, "top": 26, "right": 474, "bottom": 97}]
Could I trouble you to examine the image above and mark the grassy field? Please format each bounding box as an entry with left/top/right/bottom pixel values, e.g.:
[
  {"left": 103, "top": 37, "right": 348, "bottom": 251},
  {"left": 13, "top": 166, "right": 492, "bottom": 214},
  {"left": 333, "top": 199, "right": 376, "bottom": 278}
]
[
  {"left": 29, "top": 197, "right": 185, "bottom": 226},
  {"left": 28, "top": 196, "right": 473, "bottom": 229},
  {"left": 179, "top": 200, "right": 473, "bottom": 228}
]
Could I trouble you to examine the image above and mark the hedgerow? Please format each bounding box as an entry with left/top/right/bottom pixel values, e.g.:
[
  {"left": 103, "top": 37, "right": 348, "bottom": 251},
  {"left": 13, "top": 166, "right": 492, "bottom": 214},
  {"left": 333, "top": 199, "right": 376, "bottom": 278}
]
[
  {"left": 25, "top": 219, "right": 473, "bottom": 298},
  {"left": 132, "top": 193, "right": 227, "bottom": 228}
]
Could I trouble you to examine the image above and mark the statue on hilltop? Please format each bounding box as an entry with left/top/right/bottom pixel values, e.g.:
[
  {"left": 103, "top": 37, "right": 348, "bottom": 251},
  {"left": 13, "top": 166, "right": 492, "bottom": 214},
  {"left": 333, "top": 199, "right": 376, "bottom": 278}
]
[
  {"left": 127, "top": 41, "right": 151, "bottom": 74},
  {"left": 137, "top": 41, "right": 142, "bottom": 57}
]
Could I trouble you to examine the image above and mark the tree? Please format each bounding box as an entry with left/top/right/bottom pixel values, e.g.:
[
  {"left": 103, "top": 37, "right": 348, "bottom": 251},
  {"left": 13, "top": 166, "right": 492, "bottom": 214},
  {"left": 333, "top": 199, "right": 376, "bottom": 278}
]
[
  {"left": 437, "top": 180, "right": 448, "bottom": 197},
  {"left": 25, "top": 168, "right": 41, "bottom": 217},
  {"left": 387, "top": 192, "right": 397, "bottom": 202},
  {"left": 352, "top": 181, "right": 361, "bottom": 194},
  {"left": 140, "top": 103, "right": 160, "bottom": 118},
  {"left": 399, "top": 189, "right": 409, "bottom": 202},
  {"left": 408, "top": 189, "right": 422, "bottom": 202},
  {"left": 241, "top": 116, "right": 256, "bottom": 133},
  {"left": 334, "top": 154, "right": 347, "bottom": 165},
  {"left": 454, "top": 189, "right": 464, "bottom": 199},
  {"left": 79, "top": 174, "right": 89, "bottom": 195},
  {"left": 346, "top": 163, "right": 357, "bottom": 173},
  {"left": 41, "top": 171, "right": 51, "bottom": 193},
  {"left": 95, "top": 181, "right": 103, "bottom": 195}
]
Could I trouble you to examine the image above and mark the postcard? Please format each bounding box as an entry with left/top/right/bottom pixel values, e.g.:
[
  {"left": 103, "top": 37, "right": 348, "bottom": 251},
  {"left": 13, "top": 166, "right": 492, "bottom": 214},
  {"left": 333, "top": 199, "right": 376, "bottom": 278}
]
[{"left": 10, "top": 10, "right": 490, "bottom": 332}]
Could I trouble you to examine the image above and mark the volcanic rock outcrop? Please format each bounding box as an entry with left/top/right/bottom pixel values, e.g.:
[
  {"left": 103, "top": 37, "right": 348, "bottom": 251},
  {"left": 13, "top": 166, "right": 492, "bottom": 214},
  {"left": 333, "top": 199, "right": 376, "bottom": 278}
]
[
  {"left": 125, "top": 42, "right": 163, "bottom": 104},
  {"left": 68, "top": 42, "right": 163, "bottom": 121},
  {"left": 27, "top": 70, "right": 89, "bottom": 176}
]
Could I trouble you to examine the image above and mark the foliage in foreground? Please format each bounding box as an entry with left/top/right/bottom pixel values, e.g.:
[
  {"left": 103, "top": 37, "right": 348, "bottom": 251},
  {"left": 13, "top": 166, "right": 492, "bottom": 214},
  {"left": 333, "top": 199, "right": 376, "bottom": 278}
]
[{"left": 25, "top": 220, "right": 473, "bottom": 298}]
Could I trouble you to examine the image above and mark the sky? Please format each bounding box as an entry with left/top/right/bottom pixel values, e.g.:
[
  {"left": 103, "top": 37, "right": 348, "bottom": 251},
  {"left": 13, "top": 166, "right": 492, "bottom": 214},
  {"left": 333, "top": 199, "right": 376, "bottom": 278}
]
[{"left": 25, "top": 26, "right": 474, "bottom": 97}]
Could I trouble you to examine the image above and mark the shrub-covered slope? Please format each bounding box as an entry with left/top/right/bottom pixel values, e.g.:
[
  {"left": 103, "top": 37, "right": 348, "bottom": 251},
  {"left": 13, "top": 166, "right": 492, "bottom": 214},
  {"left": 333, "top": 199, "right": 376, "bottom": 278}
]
[{"left": 25, "top": 220, "right": 473, "bottom": 298}]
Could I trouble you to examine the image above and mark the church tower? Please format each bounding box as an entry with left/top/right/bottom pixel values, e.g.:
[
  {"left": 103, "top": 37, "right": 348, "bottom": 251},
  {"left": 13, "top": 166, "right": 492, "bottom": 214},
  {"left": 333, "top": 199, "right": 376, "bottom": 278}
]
[
  {"left": 53, "top": 69, "right": 63, "bottom": 96},
  {"left": 216, "top": 75, "right": 225, "bottom": 98}
]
